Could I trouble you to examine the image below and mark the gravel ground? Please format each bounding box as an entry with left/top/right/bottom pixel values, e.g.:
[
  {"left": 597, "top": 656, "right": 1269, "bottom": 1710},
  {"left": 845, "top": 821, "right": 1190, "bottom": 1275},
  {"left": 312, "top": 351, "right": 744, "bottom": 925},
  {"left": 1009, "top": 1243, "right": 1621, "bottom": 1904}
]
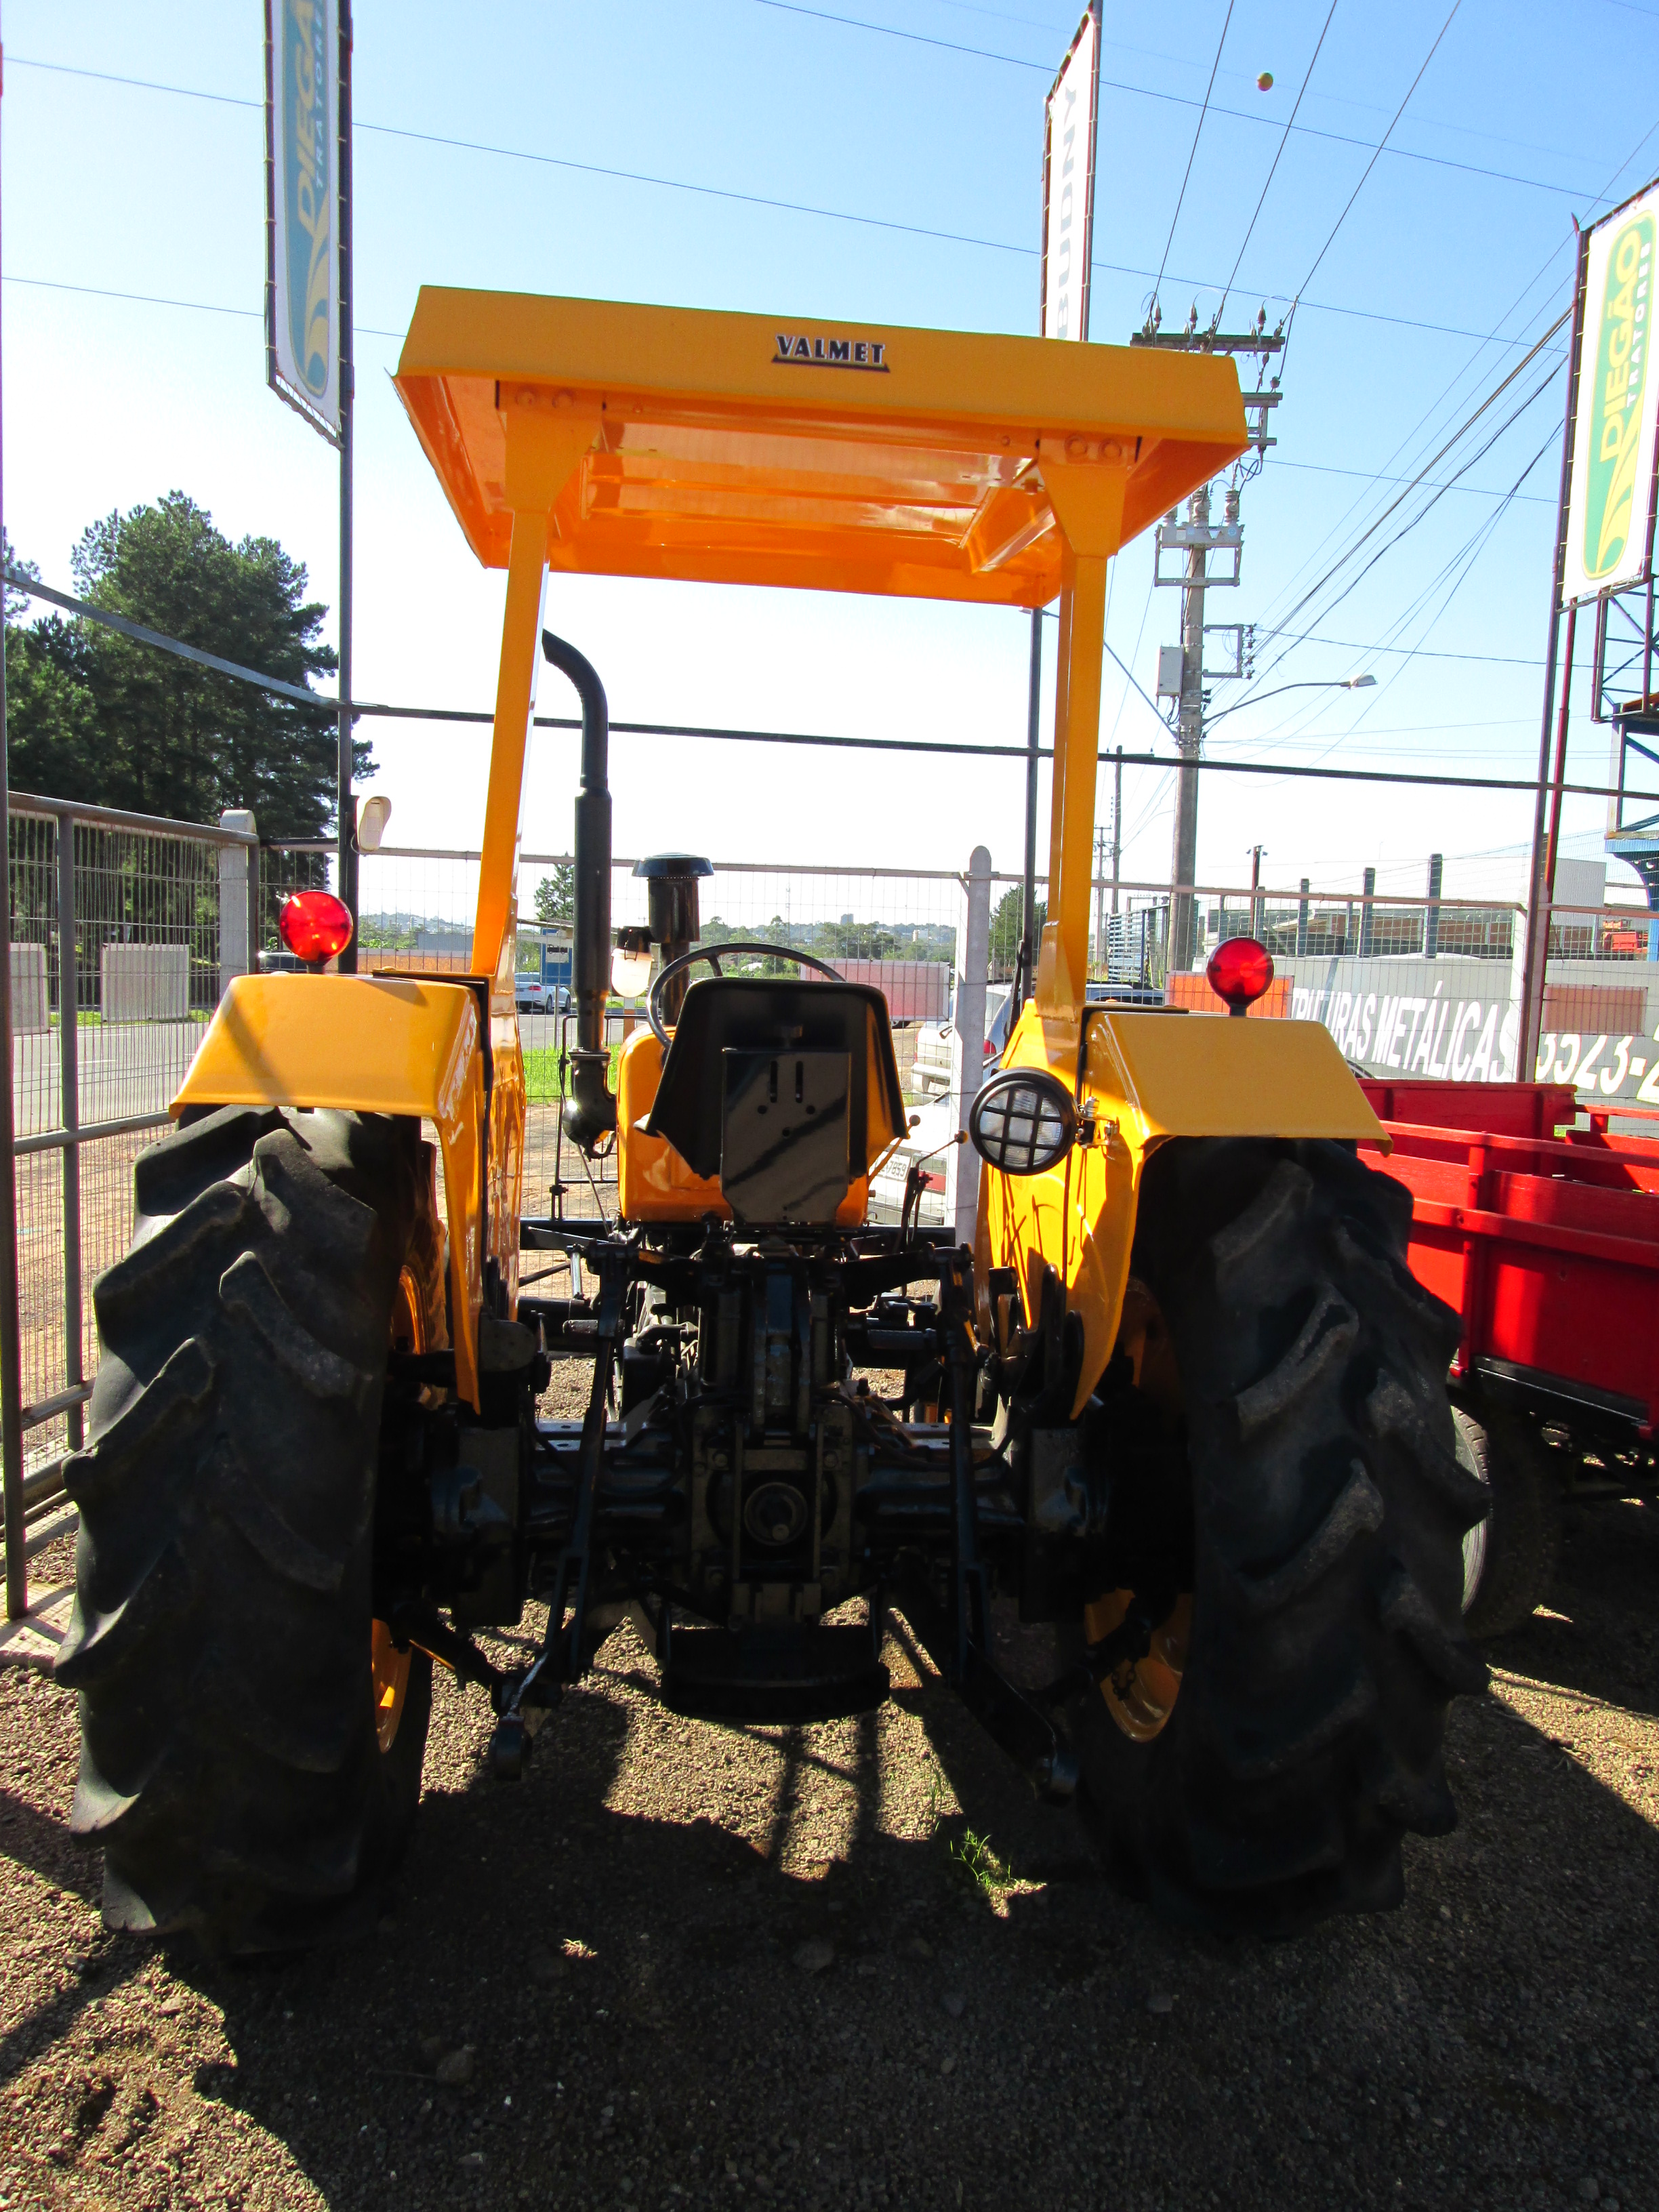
[{"left": 3, "top": 1491, "right": 1658, "bottom": 2212}]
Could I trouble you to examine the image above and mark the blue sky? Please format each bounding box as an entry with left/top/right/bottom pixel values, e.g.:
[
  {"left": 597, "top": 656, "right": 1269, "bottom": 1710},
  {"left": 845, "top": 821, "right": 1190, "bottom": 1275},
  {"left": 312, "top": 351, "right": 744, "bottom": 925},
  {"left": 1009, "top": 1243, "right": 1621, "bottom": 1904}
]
[{"left": 5, "top": 0, "right": 1656, "bottom": 920}]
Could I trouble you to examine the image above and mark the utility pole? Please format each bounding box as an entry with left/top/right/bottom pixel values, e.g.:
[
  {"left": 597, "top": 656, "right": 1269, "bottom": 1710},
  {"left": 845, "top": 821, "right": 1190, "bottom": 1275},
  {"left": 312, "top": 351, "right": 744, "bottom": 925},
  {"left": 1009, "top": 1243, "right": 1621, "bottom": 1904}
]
[
  {"left": 1136, "top": 308, "right": 1281, "bottom": 974},
  {"left": 335, "top": 0, "right": 358, "bottom": 970},
  {"left": 1093, "top": 825, "right": 1107, "bottom": 979},
  {"left": 1169, "top": 485, "right": 1210, "bottom": 971},
  {"left": 1110, "top": 744, "right": 1122, "bottom": 916}
]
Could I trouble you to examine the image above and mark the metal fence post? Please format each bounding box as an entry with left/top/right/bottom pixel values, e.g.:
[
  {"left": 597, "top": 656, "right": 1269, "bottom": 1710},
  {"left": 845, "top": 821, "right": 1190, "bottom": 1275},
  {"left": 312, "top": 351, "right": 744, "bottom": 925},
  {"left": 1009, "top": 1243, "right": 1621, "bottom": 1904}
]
[
  {"left": 219, "top": 808, "right": 255, "bottom": 996},
  {"left": 947, "top": 845, "right": 992, "bottom": 1251},
  {"left": 1425, "top": 853, "right": 1443, "bottom": 961},
  {"left": 56, "top": 807, "right": 83, "bottom": 1454},
  {"left": 1359, "top": 867, "right": 1376, "bottom": 959},
  {"left": 1296, "top": 878, "right": 1309, "bottom": 957},
  {"left": 0, "top": 787, "right": 21, "bottom": 1621},
  {"left": 0, "top": 71, "right": 26, "bottom": 1617}
]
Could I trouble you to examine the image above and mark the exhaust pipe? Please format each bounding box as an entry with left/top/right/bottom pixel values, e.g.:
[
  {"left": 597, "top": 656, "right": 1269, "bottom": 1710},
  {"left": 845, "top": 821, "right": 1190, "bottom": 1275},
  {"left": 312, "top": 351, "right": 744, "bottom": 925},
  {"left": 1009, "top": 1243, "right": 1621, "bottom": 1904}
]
[{"left": 541, "top": 629, "right": 616, "bottom": 1154}]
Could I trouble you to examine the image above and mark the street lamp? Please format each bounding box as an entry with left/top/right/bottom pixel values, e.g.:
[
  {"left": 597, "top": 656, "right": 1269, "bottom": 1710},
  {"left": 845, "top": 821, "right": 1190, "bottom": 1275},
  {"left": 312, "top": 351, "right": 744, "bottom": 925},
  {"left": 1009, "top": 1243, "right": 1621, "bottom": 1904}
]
[{"left": 1205, "top": 674, "right": 1375, "bottom": 729}]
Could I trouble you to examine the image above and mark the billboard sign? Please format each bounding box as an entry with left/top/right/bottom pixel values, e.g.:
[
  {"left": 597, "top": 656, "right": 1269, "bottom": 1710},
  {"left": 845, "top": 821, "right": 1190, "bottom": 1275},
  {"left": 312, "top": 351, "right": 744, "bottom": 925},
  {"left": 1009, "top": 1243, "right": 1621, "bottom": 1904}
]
[
  {"left": 1563, "top": 180, "right": 1659, "bottom": 605},
  {"left": 265, "top": 0, "right": 341, "bottom": 441},
  {"left": 1040, "top": 5, "right": 1101, "bottom": 343}
]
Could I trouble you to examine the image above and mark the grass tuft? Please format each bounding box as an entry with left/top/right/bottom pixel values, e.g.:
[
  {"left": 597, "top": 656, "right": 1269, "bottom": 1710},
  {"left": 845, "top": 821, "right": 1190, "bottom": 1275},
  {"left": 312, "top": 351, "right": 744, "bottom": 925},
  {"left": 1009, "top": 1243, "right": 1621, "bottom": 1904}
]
[{"left": 948, "top": 1827, "right": 1016, "bottom": 1900}]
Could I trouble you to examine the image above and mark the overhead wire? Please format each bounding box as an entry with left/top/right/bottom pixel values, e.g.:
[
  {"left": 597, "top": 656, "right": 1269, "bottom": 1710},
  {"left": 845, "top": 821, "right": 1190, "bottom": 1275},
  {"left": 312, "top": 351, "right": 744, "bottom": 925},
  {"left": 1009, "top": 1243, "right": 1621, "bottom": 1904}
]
[
  {"left": 1251, "top": 335, "right": 1568, "bottom": 674},
  {"left": 1230, "top": 419, "right": 1561, "bottom": 771},
  {"left": 740, "top": 3, "right": 1610, "bottom": 199},
  {"left": 6, "top": 57, "right": 1624, "bottom": 353},
  {"left": 16, "top": 567, "right": 1639, "bottom": 802},
  {"left": 1241, "top": 109, "right": 1659, "bottom": 701},
  {"left": 1241, "top": 274, "right": 1572, "bottom": 670},
  {"left": 1215, "top": 0, "right": 1338, "bottom": 325},
  {"left": 1237, "top": 427, "right": 1560, "bottom": 788},
  {"left": 1283, "top": 0, "right": 1464, "bottom": 339},
  {"left": 1248, "top": 264, "right": 1571, "bottom": 648},
  {"left": 9, "top": 43, "right": 1618, "bottom": 252},
  {"left": 1151, "top": 0, "right": 1235, "bottom": 316},
  {"left": 1132, "top": 96, "right": 1643, "bottom": 732},
  {"left": 1274, "top": 451, "right": 1553, "bottom": 504},
  {"left": 8, "top": 32, "right": 1639, "bottom": 853}
]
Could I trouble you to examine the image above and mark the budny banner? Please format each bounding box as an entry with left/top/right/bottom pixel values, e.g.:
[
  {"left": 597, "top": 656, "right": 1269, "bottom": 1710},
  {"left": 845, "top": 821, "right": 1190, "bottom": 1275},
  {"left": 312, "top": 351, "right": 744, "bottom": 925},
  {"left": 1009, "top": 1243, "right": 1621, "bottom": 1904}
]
[
  {"left": 266, "top": 0, "right": 340, "bottom": 440},
  {"left": 1562, "top": 180, "right": 1659, "bottom": 607},
  {"left": 1041, "top": 6, "right": 1099, "bottom": 344}
]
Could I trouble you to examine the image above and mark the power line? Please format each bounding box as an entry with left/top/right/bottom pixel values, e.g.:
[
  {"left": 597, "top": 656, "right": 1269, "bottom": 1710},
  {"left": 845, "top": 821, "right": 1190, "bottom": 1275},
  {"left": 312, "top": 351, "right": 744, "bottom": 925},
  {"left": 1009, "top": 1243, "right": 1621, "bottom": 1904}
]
[
  {"left": 12, "top": 569, "right": 1647, "bottom": 806},
  {"left": 1248, "top": 305, "right": 1570, "bottom": 679},
  {"left": 1216, "top": 0, "right": 1336, "bottom": 323},
  {"left": 1247, "top": 268, "right": 1570, "bottom": 650},
  {"left": 3, "top": 262, "right": 1554, "bottom": 361},
  {"left": 740, "top": 4, "right": 1607, "bottom": 201},
  {"left": 1265, "top": 357, "right": 1563, "bottom": 653},
  {"left": 750, "top": 0, "right": 1048, "bottom": 68},
  {"left": 1334, "top": 428, "right": 1559, "bottom": 714},
  {"left": 1289, "top": 0, "right": 1464, "bottom": 316},
  {"left": 1269, "top": 628, "right": 1542, "bottom": 666},
  {"left": 1260, "top": 430, "right": 1557, "bottom": 772},
  {"left": 8, "top": 45, "right": 1616, "bottom": 232},
  {"left": 1244, "top": 425, "right": 1558, "bottom": 765},
  {"left": 1151, "top": 0, "right": 1235, "bottom": 314},
  {"left": 7, "top": 57, "right": 1621, "bottom": 354},
  {"left": 1271, "top": 451, "right": 1553, "bottom": 504},
  {"left": 1246, "top": 114, "right": 1657, "bottom": 668},
  {"left": 0, "top": 271, "right": 409, "bottom": 341}
]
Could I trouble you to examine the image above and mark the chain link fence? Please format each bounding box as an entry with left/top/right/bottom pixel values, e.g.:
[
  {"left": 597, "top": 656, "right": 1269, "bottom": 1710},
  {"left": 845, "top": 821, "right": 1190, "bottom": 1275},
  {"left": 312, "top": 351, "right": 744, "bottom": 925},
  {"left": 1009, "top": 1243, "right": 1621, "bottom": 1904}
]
[{"left": 3, "top": 796, "right": 258, "bottom": 1586}]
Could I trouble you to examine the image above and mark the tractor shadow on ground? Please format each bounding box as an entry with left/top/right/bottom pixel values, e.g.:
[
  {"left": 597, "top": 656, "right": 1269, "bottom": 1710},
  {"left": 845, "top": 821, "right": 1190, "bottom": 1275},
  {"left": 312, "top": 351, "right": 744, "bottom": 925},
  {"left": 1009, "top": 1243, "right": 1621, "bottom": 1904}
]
[
  {"left": 108, "top": 1568, "right": 1659, "bottom": 2212},
  {"left": 1477, "top": 1495, "right": 1659, "bottom": 1715}
]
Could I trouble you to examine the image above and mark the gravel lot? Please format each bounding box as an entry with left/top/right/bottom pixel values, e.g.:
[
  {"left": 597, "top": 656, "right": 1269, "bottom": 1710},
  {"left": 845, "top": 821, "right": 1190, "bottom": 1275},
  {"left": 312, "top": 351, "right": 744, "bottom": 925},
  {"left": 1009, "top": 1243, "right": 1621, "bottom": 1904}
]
[{"left": 3, "top": 1488, "right": 1657, "bottom": 2212}]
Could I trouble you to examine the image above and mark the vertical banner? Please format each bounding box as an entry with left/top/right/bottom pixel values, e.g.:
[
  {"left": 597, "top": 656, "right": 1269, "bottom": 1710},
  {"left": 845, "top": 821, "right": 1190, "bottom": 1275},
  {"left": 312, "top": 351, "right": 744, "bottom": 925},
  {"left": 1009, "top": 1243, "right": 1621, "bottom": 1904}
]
[
  {"left": 1040, "top": 3, "right": 1102, "bottom": 342},
  {"left": 265, "top": 0, "right": 341, "bottom": 441},
  {"left": 1562, "top": 178, "right": 1659, "bottom": 606}
]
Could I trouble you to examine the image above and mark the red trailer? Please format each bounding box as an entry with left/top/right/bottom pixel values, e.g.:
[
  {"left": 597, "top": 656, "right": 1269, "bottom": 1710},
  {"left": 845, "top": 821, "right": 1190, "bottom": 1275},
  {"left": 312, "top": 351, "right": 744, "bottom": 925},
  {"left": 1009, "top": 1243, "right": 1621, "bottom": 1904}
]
[
  {"left": 832, "top": 959, "right": 949, "bottom": 1023},
  {"left": 1357, "top": 1078, "right": 1659, "bottom": 1633}
]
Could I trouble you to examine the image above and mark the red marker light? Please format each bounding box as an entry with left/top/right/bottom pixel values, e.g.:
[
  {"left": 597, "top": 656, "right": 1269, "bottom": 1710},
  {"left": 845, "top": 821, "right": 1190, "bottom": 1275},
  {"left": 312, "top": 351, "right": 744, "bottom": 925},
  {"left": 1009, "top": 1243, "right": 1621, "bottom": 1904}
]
[
  {"left": 279, "top": 890, "right": 355, "bottom": 966},
  {"left": 1206, "top": 935, "right": 1273, "bottom": 1017}
]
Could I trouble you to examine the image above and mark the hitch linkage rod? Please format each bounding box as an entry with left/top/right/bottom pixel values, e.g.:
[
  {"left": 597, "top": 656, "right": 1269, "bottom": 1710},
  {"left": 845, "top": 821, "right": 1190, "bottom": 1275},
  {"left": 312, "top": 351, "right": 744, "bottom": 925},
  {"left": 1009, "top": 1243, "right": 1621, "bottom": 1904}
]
[
  {"left": 896, "top": 1251, "right": 1079, "bottom": 1806},
  {"left": 489, "top": 1239, "right": 632, "bottom": 1778}
]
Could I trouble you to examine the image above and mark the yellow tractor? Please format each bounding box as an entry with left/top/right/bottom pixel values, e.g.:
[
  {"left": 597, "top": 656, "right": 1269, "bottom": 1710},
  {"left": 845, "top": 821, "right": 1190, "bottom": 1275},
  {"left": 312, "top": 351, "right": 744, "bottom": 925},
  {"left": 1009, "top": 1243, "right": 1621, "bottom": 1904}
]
[{"left": 60, "top": 291, "right": 1485, "bottom": 1948}]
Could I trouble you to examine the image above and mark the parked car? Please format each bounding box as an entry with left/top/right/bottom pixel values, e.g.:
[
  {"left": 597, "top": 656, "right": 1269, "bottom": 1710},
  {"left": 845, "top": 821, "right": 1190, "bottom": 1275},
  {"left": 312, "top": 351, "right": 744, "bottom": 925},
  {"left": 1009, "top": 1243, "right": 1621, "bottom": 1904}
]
[
  {"left": 515, "top": 979, "right": 570, "bottom": 1014},
  {"left": 912, "top": 987, "right": 1014, "bottom": 1097},
  {"left": 867, "top": 1092, "right": 957, "bottom": 1227},
  {"left": 913, "top": 979, "right": 1162, "bottom": 1097}
]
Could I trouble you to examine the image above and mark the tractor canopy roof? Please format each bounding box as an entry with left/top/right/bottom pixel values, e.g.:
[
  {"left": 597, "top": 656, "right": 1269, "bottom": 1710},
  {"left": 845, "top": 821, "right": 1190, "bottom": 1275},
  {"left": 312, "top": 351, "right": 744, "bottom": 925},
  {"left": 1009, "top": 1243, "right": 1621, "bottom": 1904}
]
[{"left": 393, "top": 289, "right": 1248, "bottom": 607}]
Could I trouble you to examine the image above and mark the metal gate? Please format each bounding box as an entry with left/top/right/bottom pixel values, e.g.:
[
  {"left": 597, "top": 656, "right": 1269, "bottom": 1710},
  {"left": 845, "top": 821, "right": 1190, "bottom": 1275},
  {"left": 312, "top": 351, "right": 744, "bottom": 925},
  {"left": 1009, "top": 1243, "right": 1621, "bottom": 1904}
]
[{"left": 0, "top": 794, "right": 258, "bottom": 1616}]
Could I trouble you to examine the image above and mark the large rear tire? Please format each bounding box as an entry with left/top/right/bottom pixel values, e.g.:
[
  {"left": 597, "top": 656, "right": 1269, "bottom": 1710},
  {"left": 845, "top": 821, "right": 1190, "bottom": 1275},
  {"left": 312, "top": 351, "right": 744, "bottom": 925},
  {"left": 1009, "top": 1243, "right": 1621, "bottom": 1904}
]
[
  {"left": 57, "top": 1104, "right": 431, "bottom": 1952},
  {"left": 1069, "top": 1138, "right": 1488, "bottom": 1937}
]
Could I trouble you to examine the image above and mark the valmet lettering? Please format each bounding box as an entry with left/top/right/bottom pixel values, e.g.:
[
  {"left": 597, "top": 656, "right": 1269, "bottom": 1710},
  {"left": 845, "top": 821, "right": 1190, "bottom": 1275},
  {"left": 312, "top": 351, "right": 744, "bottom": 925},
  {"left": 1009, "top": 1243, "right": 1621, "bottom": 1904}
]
[{"left": 773, "top": 334, "right": 889, "bottom": 371}]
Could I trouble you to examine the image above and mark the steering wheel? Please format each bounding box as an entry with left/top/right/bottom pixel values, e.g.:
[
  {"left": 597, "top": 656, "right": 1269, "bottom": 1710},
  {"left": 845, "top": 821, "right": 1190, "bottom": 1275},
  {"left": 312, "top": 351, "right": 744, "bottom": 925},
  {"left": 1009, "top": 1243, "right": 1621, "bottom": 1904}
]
[{"left": 645, "top": 941, "right": 844, "bottom": 1046}]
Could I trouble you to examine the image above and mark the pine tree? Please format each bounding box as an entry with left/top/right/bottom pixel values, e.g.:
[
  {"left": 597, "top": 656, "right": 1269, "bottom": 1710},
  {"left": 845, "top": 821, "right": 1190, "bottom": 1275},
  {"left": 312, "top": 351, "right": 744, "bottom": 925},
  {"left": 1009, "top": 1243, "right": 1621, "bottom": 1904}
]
[{"left": 3, "top": 496, "right": 365, "bottom": 834}]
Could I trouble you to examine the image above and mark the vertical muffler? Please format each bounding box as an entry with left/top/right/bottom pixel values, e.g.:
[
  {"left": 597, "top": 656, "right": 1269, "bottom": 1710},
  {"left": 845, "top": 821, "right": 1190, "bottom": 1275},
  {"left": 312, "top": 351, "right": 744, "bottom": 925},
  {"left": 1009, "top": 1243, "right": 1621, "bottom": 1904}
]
[{"left": 541, "top": 629, "right": 616, "bottom": 1154}]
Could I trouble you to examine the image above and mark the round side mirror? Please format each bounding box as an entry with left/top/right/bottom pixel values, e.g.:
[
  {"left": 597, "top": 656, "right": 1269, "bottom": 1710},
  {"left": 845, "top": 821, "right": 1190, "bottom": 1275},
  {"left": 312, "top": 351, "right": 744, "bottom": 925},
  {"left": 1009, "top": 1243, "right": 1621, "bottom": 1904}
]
[{"left": 968, "top": 1067, "right": 1077, "bottom": 1176}]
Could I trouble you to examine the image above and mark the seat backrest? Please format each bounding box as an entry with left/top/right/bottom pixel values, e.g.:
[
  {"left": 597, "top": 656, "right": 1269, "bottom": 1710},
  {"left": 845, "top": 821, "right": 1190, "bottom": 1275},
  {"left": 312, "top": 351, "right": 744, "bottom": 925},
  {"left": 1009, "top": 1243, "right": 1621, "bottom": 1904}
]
[{"left": 646, "top": 978, "right": 909, "bottom": 1191}]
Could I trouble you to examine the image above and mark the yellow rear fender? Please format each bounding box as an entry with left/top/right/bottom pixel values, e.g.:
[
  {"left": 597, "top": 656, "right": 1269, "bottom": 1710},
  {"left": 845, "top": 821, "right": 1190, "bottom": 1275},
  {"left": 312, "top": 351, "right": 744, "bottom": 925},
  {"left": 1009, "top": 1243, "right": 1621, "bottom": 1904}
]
[
  {"left": 173, "top": 975, "right": 490, "bottom": 1409},
  {"left": 981, "top": 1002, "right": 1388, "bottom": 1416}
]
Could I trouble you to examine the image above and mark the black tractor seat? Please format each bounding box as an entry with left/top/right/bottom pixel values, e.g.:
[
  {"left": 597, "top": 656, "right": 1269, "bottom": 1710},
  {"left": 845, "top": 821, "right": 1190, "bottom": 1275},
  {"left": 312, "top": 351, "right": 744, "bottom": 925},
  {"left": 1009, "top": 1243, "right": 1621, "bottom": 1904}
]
[{"left": 645, "top": 977, "right": 909, "bottom": 1222}]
